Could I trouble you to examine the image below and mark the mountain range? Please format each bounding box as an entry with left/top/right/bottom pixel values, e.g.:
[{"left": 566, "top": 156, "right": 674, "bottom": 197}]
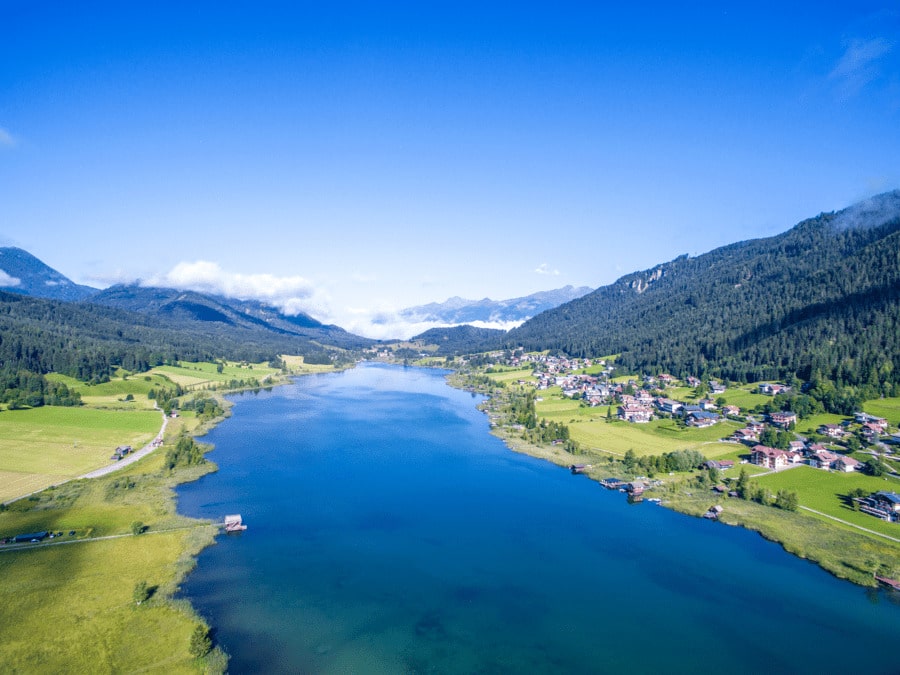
[
  {"left": 398, "top": 286, "right": 592, "bottom": 325},
  {"left": 3, "top": 189, "right": 900, "bottom": 395}
]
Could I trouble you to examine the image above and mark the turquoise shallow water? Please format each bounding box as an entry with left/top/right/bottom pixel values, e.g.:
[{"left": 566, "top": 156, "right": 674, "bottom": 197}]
[{"left": 177, "top": 363, "right": 900, "bottom": 674}]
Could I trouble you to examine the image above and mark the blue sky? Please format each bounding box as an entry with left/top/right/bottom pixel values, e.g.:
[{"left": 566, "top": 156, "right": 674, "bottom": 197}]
[{"left": 1, "top": 2, "right": 898, "bottom": 337}]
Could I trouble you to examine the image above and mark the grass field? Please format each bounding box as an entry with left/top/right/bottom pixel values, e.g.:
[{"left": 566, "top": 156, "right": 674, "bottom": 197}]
[
  {"left": 754, "top": 466, "right": 900, "bottom": 540},
  {"left": 46, "top": 372, "right": 173, "bottom": 410},
  {"left": 150, "top": 360, "right": 280, "bottom": 390},
  {"left": 0, "top": 429, "right": 225, "bottom": 673},
  {"left": 280, "top": 354, "right": 343, "bottom": 374},
  {"left": 0, "top": 407, "right": 163, "bottom": 503}
]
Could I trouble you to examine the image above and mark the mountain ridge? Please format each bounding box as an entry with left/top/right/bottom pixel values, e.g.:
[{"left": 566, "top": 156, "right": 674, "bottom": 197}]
[{"left": 0, "top": 247, "right": 97, "bottom": 301}]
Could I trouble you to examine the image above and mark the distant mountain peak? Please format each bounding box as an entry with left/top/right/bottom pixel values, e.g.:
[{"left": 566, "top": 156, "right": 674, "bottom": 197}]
[
  {"left": 0, "top": 247, "right": 97, "bottom": 301},
  {"left": 400, "top": 285, "right": 593, "bottom": 325}
]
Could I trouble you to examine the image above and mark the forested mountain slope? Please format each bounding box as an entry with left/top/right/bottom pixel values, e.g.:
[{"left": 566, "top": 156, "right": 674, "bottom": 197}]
[
  {"left": 505, "top": 191, "right": 900, "bottom": 388},
  {"left": 0, "top": 290, "right": 364, "bottom": 385},
  {"left": 88, "top": 284, "right": 371, "bottom": 350}
]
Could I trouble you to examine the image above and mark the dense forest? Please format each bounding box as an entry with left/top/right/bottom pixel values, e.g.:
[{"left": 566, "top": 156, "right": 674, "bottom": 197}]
[
  {"left": 0, "top": 289, "right": 368, "bottom": 405},
  {"left": 505, "top": 191, "right": 900, "bottom": 394}
]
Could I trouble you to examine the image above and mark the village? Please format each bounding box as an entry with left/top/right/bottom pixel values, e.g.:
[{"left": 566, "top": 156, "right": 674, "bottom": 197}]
[{"left": 469, "top": 351, "right": 900, "bottom": 526}]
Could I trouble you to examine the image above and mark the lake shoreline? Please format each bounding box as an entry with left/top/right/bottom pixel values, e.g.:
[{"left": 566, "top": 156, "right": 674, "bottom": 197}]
[{"left": 443, "top": 368, "right": 899, "bottom": 590}]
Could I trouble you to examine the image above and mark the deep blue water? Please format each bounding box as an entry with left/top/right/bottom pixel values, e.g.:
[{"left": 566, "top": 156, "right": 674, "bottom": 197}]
[{"left": 177, "top": 363, "right": 900, "bottom": 674}]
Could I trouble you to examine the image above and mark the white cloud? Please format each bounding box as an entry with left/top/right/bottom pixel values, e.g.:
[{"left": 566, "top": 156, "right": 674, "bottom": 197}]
[
  {"left": 829, "top": 37, "right": 893, "bottom": 97},
  {"left": 0, "top": 127, "right": 15, "bottom": 148},
  {"left": 143, "top": 260, "right": 331, "bottom": 317},
  {"left": 0, "top": 270, "right": 21, "bottom": 287},
  {"left": 337, "top": 307, "right": 521, "bottom": 341},
  {"left": 535, "top": 263, "right": 560, "bottom": 276}
]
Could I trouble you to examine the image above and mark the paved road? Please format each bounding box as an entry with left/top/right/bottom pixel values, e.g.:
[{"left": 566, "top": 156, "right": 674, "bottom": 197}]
[{"left": 79, "top": 407, "right": 169, "bottom": 479}]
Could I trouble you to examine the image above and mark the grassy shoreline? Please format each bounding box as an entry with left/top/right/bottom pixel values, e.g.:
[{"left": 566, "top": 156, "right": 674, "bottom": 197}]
[{"left": 0, "top": 360, "right": 336, "bottom": 672}]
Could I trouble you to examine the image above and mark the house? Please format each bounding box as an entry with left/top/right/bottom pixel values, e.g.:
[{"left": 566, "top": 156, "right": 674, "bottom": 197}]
[
  {"left": 854, "top": 413, "right": 888, "bottom": 430},
  {"left": 698, "top": 398, "right": 718, "bottom": 411},
  {"left": 758, "top": 383, "right": 791, "bottom": 396},
  {"left": 687, "top": 411, "right": 720, "bottom": 428},
  {"left": 833, "top": 455, "right": 861, "bottom": 473},
  {"left": 768, "top": 411, "right": 797, "bottom": 428},
  {"left": 788, "top": 440, "right": 806, "bottom": 454},
  {"left": 809, "top": 449, "right": 840, "bottom": 469},
  {"left": 861, "top": 423, "right": 883, "bottom": 440},
  {"left": 657, "top": 398, "right": 683, "bottom": 414},
  {"left": 618, "top": 404, "right": 653, "bottom": 423},
  {"left": 721, "top": 405, "right": 741, "bottom": 417},
  {"left": 634, "top": 389, "right": 654, "bottom": 404},
  {"left": 686, "top": 376, "right": 701, "bottom": 387},
  {"left": 703, "top": 459, "right": 735, "bottom": 471},
  {"left": 732, "top": 428, "right": 759, "bottom": 443},
  {"left": 626, "top": 481, "right": 646, "bottom": 495},
  {"left": 819, "top": 424, "right": 845, "bottom": 439},
  {"left": 751, "top": 445, "right": 796, "bottom": 470},
  {"left": 709, "top": 380, "right": 726, "bottom": 394}
]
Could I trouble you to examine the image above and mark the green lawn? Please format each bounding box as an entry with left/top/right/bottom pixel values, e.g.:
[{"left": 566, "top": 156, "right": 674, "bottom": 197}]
[
  {"left": 794, "top": 412, "right": 849, "bottom": 435},
  {"left": 755, "top": 465, "right": 900, "bottom": 539},
  {"left": 715, "top": 386, "right": 770, "bottom": 411},
  {"left": 486, "top": 368, "right": 535, "bottom": 384},
  {"left": 566, "top": 417, "right": 742, "bottom": 457},
  {"left": 0, "top": 406, "right": 162, "bottom": 503}
]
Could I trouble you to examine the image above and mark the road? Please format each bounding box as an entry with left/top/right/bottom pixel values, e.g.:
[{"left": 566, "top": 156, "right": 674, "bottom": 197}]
[{"left": 79, "top": 406, "right": 169, "bottom": 479}]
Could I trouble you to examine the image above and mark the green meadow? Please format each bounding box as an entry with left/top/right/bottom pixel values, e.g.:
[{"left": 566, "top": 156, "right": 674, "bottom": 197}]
[
  {"left": 150, "top": 360, "right": 281, "bottom": 390},
  {"left": 0, "top": 406, "right": 162, "bottom": 503},
  {"left": 754, "top": 465, "right": 900, "bottom": 540},
  {"left": 0, "top": 428, "right": 225, "bottom": 673},
  {"left": 46, "top": 372, "right": 173, "bottom": 410}
]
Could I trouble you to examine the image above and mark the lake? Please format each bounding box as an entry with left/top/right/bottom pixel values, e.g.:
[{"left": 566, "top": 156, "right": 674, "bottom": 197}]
[{"left": 177, "top": 363, "right": 900, "bottom": 674}]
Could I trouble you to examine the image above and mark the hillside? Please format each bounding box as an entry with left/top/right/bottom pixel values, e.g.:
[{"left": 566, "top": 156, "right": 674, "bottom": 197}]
[
  {"left": 88, "top": 284, "right": 370, "bottom": 350},
  {"left": 505, "top": 191, "right": 900, "bottom": 389},
  {"left": 0, "top": 247, "right": 97, "bottom": 301},
  {"left": 410, "top": 325, "right": 506, "bottom": 356}
]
